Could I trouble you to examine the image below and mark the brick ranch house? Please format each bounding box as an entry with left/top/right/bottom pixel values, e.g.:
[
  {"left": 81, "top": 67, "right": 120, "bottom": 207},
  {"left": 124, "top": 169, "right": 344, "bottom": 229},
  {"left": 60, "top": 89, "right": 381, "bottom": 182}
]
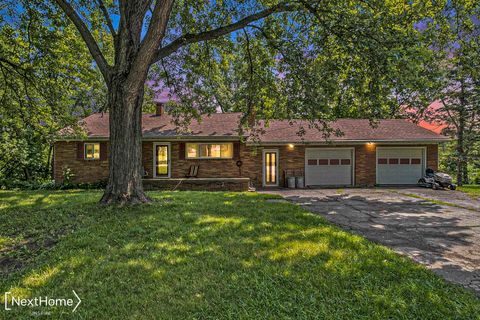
[{"left": 53, "top": 106, "right": 449, "bottom": 191}]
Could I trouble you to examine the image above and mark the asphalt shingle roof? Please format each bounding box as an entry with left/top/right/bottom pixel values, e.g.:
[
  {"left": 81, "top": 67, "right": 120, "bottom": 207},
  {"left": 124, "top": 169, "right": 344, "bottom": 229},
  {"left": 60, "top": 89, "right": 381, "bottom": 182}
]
[{"left": 58, "top": 112, "right": 448, "bottom": 142}]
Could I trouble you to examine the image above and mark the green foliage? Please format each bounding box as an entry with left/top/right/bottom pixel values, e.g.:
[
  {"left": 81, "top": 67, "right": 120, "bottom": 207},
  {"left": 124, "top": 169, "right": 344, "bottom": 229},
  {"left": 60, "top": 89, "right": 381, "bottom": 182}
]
[
  {"left": 0, "top": 190, "right": 479, "bottom": 318},
  {"left": 151, "top": 1, "right": 445, "bottom": 127},
  {"left": 0, "top": 3, "right": 107, "bottom": 181},
  {"left": 0, "top": 178, "right": 107, "bottom": 190},
  {"left": 417, "top": 1, "right": 480, "bottom": 183},
  {"left": 61, "top": 166, "right": 74, "bottom": 184}
]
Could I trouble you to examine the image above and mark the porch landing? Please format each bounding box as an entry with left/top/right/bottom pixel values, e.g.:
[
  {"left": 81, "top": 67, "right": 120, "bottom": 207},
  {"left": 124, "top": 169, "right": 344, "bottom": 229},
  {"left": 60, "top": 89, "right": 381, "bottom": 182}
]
[{"left": 143, "top": 178, "right": 250, "bottom": 191}]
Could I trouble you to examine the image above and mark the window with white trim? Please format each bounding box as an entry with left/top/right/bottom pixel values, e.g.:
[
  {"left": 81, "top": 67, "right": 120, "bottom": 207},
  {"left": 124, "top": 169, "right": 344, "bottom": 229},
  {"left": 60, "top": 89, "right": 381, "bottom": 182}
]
[
  {"left": 84, "top": 143, "right": 100, "bottom": 160},
  {"left": 186, "top": 143, "right": 233, "bottom": 159}
]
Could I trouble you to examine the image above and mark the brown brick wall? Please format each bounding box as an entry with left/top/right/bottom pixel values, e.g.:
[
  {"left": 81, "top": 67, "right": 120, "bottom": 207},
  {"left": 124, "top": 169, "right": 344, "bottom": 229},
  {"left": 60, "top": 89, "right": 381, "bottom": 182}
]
[
  {"left": 355, "top": 144, "right": 377, "bottom": 186},
  {"left": 246, "top": 144, "right": 376, "bottom": 187},
  {"left": 54, "top": 141, "right": 439, "bottom": 188},
  {"left": 240, "top": 145, "right": 305, "bottom": 187},
  {"left": 427, "top": 144, "right": 438, "bottom": 171},
  {"left": 239, "top": 144, "right": 438, "bottom": 187},
  {"left": 353, "top": 144, "right": 439, "bottom": 186},
  {"left": 142, "top": 142, "right": 154, "bottom": 178},
  {"left": 142, "top": 142, "right": 249, "bottom": 179},
  {"left": 170, "top": 142, "right": 244, "bottom": 179},
  {"left": 53, "top": 141, "right": 109, "bottom": 183}
]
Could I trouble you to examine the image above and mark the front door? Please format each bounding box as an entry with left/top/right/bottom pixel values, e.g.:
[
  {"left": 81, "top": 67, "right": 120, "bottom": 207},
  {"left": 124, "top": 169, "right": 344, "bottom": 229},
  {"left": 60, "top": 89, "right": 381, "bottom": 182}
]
[
  {"left": 154, "top": 143, "right": 170, "bottom": 178},
  {"left": 263, "top": 149, "right": 279, "bottom": 186}
]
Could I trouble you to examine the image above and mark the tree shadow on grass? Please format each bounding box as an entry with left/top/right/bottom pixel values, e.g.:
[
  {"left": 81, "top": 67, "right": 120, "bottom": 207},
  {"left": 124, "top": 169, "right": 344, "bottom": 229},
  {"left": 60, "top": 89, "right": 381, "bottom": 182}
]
[
  {"left": 281, "top": 192, "right": 480, "bottom": 297},
  {"left": 0, "top": 190, "right": 101, "bottom": 212},
  {"left": 1, "top": 192, "right": 479, "bottom": 319}
]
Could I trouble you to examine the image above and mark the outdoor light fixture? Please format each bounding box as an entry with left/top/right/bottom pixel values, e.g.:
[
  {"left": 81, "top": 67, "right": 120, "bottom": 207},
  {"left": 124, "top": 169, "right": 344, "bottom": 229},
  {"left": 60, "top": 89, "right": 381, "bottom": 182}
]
[
  {"left": 288, "top": 144, "right": 295, "bottom": 149},
  {"left": 366, "top": 142, "right": 375, "bottom": 149}
]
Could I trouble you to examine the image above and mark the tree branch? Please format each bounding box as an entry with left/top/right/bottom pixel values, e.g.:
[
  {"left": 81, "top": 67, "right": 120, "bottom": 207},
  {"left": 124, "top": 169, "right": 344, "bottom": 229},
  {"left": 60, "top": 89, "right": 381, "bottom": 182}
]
[
  {"left": 54, "top": 0, "right": 111, "bottom": 80},
  {"left": 441, "top": 98, "right": 459, "bottom": 129},
  {"left": 138, "top": 0, "right": 175, "bottom": 58},
  {"left": 97, "top": 0, "right": 116, "bottom": 37},
  {"left": 128, "top": 0, "right": 175, "bottom": 87},
  {"left": 153, "top": 2, "right": 296, "bottom": 63}
]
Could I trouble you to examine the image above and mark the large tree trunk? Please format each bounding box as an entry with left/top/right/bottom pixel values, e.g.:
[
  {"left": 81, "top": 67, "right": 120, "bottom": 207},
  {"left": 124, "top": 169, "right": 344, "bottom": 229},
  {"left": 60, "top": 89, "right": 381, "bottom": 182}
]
[
  {"left": 462, "top": 163, "right": 469, "bottom": 185},
  {"left": 456, "top": 82, "right": 468, "bottom": 186},
  {"left": 46, "top": 145, "right": 53, "bottom": 179},
  {"left": 456, "top": 118, "right": 465, "bottom": 186},
  {"left": 100, "top": 75, "right": 149, "bottom": 204}
]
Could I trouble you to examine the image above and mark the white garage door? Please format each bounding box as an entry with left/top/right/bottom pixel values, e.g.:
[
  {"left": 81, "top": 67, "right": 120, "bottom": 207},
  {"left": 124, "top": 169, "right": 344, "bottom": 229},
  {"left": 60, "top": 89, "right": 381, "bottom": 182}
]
[
  {"left": 305, "top": 148, "right": 354, "bottom": 186},
  {"left": 376, "top": 147, "right": 425, "bottom": 185}
]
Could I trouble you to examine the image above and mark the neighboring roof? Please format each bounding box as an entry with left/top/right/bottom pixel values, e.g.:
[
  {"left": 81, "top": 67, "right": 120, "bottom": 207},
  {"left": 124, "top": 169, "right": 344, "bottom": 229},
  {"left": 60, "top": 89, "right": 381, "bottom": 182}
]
[{"left": 57, "top": 112, "right": 449, "bottom": 143}]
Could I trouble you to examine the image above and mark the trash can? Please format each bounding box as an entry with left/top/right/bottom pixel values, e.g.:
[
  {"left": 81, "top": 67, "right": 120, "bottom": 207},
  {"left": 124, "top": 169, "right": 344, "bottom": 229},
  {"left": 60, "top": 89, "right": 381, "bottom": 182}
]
[
  {"left": 296, "top": 176, "right": 304, "bottom": 189},
  {"left": 287, "top": 176, "right": 296, "bottom": 188}
]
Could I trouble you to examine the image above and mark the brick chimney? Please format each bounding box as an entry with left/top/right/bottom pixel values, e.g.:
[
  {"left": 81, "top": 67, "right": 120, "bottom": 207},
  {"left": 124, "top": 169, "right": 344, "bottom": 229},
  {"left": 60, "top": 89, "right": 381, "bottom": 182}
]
[{"left": 155, "top": 102, "right": 164, "bottom": 116}]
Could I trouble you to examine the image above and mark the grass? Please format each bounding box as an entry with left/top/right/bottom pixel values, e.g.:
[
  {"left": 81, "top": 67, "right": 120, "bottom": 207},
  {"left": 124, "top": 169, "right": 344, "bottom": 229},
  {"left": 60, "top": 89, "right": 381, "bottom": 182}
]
[
  {"left": 391, "top": 191, "right": 470, "bottom": 210},
  {"left": 458, "top": 185, "right": 480, "bottom": 199},
  {"left": 0, "top": 190, "right": 479, "bottom": 319}
]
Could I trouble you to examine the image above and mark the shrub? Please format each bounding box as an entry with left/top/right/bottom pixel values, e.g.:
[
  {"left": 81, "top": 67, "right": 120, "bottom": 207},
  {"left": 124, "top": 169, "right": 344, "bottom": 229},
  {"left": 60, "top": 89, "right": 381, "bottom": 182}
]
[
  {"left": 62, "top": 166, "right": 75, "bottom": 184},
  {"left": 0, "top": 179, "right": 107, "bottom": 190}
]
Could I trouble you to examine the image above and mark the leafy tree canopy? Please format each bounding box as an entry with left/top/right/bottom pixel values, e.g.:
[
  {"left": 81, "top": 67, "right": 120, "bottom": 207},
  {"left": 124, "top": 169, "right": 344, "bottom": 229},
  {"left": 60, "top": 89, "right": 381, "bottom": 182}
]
[
  {"left": 0, "top": 1, "right": 106, "bottom": 179},
  {"left": 4, "top": 0, "right": 445, "bottom": 124},
  {"left": 149, "top": 0, "right": 443, "bottom": 126},
  {"left": 411, "top": 0, "right": 480, "bottom": 184}
]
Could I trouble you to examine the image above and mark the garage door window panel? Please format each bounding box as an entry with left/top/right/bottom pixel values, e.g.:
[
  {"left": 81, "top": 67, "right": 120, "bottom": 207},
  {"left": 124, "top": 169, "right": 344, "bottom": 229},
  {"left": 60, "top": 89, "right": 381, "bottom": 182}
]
[
  {"left": 378, "top": 158, "right": 388, "bottom": 164},
  {"left": 389, "top": 158, "right": 399, "bottom": 164}
]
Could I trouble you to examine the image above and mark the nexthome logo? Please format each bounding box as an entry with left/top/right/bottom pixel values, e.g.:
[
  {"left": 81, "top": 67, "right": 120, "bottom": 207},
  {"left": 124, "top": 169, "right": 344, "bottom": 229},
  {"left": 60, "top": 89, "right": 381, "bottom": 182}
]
[{"left": 4, "top": 290, "right": 81, "bottom": 313}]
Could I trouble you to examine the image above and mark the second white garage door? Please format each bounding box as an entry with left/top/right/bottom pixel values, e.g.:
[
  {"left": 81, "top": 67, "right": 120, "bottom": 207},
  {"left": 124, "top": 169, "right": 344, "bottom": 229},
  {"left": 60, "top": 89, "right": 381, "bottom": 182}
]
[
  {"left": 376, "top": 147, "right": 425, "bottom": 185},
  {"left": 305, "top": 148, "right": 354, "bottom": 186}
]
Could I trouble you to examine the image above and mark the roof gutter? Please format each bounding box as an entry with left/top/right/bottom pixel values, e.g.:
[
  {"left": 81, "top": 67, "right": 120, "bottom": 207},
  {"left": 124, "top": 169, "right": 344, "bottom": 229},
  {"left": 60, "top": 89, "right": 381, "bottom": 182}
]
[
  {"left": 53, "top": 136, "right": 450, "bottom": 144},
  {"left": 54, "top": 136, "right": 241, "bottom": 142},
  {"left": 245, "top": 139, "right": 451, "bottom": 146}
]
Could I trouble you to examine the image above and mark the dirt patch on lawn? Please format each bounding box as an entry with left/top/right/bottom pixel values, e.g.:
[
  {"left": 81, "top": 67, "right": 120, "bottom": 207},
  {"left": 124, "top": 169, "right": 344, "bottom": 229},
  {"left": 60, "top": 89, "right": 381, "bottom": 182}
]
[{"left": 0, "top": 231, "right": 67, "bottom": 274}]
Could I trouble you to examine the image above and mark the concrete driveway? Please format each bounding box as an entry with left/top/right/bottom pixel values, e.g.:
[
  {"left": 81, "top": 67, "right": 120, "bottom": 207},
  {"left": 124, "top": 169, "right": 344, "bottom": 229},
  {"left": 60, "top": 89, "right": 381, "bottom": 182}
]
[{"left": 263, "top": 188, "right": 480, "bottom": 296}]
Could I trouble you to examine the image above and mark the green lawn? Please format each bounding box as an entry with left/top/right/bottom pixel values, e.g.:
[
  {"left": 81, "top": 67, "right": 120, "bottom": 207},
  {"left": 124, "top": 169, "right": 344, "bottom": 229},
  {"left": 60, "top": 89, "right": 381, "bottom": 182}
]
[
  {"left": 0, "top": 191, "right": 479, "bottom": 319},
  {"left": 458, "top": 185, "right": 480, "bottom": 199}
]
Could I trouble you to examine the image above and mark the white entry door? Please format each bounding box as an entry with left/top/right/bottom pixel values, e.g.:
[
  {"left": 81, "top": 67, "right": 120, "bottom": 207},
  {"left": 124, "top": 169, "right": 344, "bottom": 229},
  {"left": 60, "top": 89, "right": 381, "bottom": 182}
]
[
  {"left": 305, "top": 148, "right": 354, "bottom": 186},
  {"left": 376, "top": 147, "right": 425, "bottom": 185}
]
